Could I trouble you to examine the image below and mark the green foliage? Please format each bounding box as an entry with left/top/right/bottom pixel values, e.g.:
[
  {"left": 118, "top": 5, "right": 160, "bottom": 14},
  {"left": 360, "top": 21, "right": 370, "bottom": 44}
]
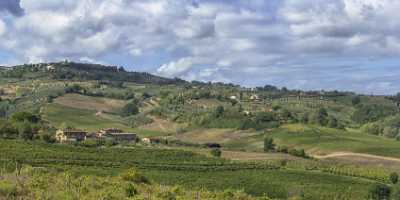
[
  {"left": 314, "top": 108, "right": 328, "bottom": 126},
  {"left": 125, "top": 183, "right": 138, "bottom": 197},
  {"left": 41, "top": 133, "right": 56, "bottom": 144},
  {"left": 368, "top": 183, "right": 391, "bottom": 200},
  {"left": 211, "top": 148, "right": 222, "bottom": 157},
  {"left": 121, "top": 100, "right": 139, "bottom": 117},
  {"left": 0, "top": 181, "right": 17, "bottom": 198},
  {"left": 390, "top": 172, "right": 399, "bottom": 184},
  {"left": 288, "top": 148, "right": 307, "bottom": 158},
  {"left": 327, "top": 116, "right": 338, "bottom": 128},
  {"left": 121, "top": 168, "right": 150, "bottom": 184},
  {"left": 264, "top": 137, "right": 275, "bottom": 152},
  {"left": 0, "top": 139, "right": 379, "bottom": 199},
  {"left": 352, "top": 104, "right": 396, "bottom": 124},
  {"left": 352, "top": 96, "right": 361, "bottom": 106},
  {"left": 0, "top": 120, "right": 18, "bottom": 139},
  {"left": 11, "top": 111, "right": 40, "bottom": 123},
  {"left": 214, "top": 105, "right": 225, "bottom": 118},
  {"left": 17, "top": 121, "right": 37, "bottom": 140}
]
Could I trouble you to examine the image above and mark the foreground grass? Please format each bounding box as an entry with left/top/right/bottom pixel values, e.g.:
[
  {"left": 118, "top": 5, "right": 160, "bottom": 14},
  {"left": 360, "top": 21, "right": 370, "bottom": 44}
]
[
  {"left": 0, "top": 139, "right": 377, "bottom": 199},
  {"left": 0, "top": 167, "right": 262, "bottom": 200}
]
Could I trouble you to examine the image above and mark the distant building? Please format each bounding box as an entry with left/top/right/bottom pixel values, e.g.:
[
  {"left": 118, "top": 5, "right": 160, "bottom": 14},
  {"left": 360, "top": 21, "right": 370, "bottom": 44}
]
[
  {"left": 56, "top": 129, "right": 87, "bottom": 143},
  {"left": 250, "top": 94, "right": 261, "bottom": 101},
  {"left": 97, "top": 128, "right": 123, "bottom": 137},
  {"left": 97, "top": 128, "right": 137, "bottom": 142},
  {"left": 46, "top": 65, "right": 55, "bottom": 71},
  {"left": 229, "top": 95, "right": 237, "bottom": 100},
  {"left": 107, "top": 133, "right": 137, "bottom": 142},
  {"left": 141, "top": 137, "right": 161, "bottom": 144}
]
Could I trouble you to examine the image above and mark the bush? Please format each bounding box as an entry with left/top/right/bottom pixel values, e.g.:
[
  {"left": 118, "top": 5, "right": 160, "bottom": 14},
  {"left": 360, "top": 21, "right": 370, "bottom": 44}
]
[
  {"left": 0, "top": 181, "right": 17, "bottom": 198},
  {"left": 121, "top": 168, "right": 150, "bottom": 184},
  {"left": 264, "top": 138, "right": 275, "bottom": 152},
  {"left": 11, "top": 112, "right": 40, "bottom": 123},
  {"left": 277, "top": 146, "right": 288, "bottom": 153},
  {"left": 125, "top": 183, "right": 138, "bottom": 197},
  {"left": 121, "top": 100, "right": 139, "bottom": 117},
  {"left": 288, "top": 148, "right": 308, "bottom": 158},
  {"left": 390, "top": 172, "right": 399, "bottom": 184},
  {"left": 368, "top": 183, "right": 391, "bottom": 200},
  {"left": 210, "top": 148, "right": 222, "bottom": 157},
  {"left": 41, "top": 134, "right": 56, "bottom": 144}
]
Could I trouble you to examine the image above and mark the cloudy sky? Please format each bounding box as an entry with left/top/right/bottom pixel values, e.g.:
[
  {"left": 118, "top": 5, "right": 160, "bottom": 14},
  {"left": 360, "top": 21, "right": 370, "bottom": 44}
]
[{"left": 1, "top": 0, "right": 400, "bottom": 94}]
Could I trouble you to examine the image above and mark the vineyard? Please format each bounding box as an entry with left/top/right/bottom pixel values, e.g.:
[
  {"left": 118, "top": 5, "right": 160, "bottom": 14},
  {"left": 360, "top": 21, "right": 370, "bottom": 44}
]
[{"left": 0, "top": 139, "right": 385, "bottom": 199}]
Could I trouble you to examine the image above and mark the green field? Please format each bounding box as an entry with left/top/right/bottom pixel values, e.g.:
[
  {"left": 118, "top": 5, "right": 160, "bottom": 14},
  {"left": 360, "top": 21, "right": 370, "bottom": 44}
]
[
  {"left": 269, "top": 124, "right": 400, "bottom": 157},
  {"left": 42, "top": 103, "right": 134, "bottom": 132},
  {"left": 0, "top": 139, "right": 378, "bottom": 199}
]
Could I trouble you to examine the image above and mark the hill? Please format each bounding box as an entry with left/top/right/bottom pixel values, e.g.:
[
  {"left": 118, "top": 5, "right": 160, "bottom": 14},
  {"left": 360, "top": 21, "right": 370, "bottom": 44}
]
[
  {"left": 1, "top": 61, "right": 187, "bottom": 85},
  {"left": 1, "top": 61, "right": 400, "bottom": 199}
]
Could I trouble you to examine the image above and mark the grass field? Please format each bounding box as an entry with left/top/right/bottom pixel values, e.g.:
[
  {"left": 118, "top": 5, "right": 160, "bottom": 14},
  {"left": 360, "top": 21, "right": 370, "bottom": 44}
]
[
  {"left": 0, "top": 139, "right": 378, "bottom": 199},
  {"left": 42, "top": 103, "right": 134, "bottom": 132},
  {"left": 270, "top": 124, "right": 400, "bottom": 157},
  {"left": 182, "top": 124, "right": 400, "bottom": 161},
  {"left": 54, "top": 93, "right": 127, "bottom": 113}
]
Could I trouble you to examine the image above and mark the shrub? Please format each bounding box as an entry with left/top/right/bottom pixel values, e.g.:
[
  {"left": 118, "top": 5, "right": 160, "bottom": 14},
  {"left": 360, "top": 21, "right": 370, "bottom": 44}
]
[
  {"left": 0, "top": 181, "right": 17, "bottom": 198},
  {"left": 121, "top": 168, "right": 150, "bottom": 184},
  {"left": 390, "top": 172, "right": 399, "bottom": 184},
  {"left": 125, "top": 183, "right": 138, "bottom": 197},
  {"left": 41, "top": 133, "right": 56, "bottom": 144},
  {"left": 368, "top": 183, "right": 391, "bottom": 200},
  {"left": 277, "top": 146, "right": 288, "bottom": 153},
  {"left": 121, "top": 100, "right": 139, "bottom": 117},
  {"left": 210, "top": 148, "right": 222, "bottom": 157},
  {"left": 264, "top": 138, "right": 275, "bottom": 152},
  {"left": 288, "top": 148, "right": 308, "bottom": 158}
]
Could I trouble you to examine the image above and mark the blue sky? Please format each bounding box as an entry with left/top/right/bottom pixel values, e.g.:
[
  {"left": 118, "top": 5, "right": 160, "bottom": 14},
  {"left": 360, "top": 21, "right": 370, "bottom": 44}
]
[{"left": 1, "top": 0, "right": 400, "bottom": 94}]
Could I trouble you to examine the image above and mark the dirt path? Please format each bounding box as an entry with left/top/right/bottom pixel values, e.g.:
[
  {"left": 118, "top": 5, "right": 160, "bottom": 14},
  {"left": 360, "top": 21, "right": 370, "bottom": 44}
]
[{"left": 313, "top": 152, "right": 400, "bottom": 163}]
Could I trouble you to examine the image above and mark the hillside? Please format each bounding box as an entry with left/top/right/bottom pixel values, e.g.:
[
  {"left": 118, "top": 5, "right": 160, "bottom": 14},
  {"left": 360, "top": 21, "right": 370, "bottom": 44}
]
[
  {"left": 1, "top": 61, "right": 187, "bottom": 85},
  {"left": 1, "top": 62, "right": 400, "bottom": 199}
]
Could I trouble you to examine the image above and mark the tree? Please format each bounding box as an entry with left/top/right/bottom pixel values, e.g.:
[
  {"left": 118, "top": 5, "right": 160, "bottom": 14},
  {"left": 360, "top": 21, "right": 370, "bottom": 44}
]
[
  {"left": 121, "top": 101, "right": 139, "bottom": 117},
  {"left": 300, "top": 112, "right": 310, "bottom": 124},
  {"left": 41, "top": 133, "right": 56, "bottom": 143},
  {"left": 352, "top": 96, "right": 361, "bottom": 106},
  {"left": 391, "top": 172, "right": 399, "bottom": 184},
  {"left": 328, "top": 116, "right": 338, "bottom": 128},
  {"left": 18, "top": 122, "right": 35, "bottom": 140},
  {"left": 315, "top": 108, "right": 328, "bottom": 126},
  {"left": 214, "top": 106, "right": 225, "bottom": 118},
  {"left": 368, "top": 183, "right": 391, "bottom": 200},
  {"left": 11, "top": 112, "right": 40, "bottom": 123},
  {"left": 0, "top": 120, "right": 18, "bottom": 138},
  {"left": 264, "top": 137, "right": 275, "bottom": 152},
  {"left": 210, "top": 148, "right": 222, "bottom": 157}
]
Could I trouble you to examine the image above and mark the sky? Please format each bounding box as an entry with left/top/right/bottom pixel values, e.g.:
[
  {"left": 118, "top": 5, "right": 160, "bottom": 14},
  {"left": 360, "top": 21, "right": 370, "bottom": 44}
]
[{"left": 1, "top": 0, "right": 400, "bottom": 94}]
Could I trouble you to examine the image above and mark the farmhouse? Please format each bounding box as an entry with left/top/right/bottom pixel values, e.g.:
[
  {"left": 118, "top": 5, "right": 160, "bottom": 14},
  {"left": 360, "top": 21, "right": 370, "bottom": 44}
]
[
  {"left": 107, "top": 132, "right": 137, "bottom": 142},
  {"left": 97, "top": 128, "right": 123, "bottom": 137},
  {"left": 142, "top": 137, "right": 161, "bottom": 144},
  {"left": 250, "top": 94, "right": 261, "bottom": 101},
  {"left": 56, "top": 129, "right": 87, "bottom": 143}
]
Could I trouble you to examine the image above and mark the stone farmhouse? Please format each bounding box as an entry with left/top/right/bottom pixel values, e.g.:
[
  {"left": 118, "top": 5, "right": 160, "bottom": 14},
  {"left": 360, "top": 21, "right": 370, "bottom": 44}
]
[{"left": 56, "top": 129, "right": 87, "bottom": 143}]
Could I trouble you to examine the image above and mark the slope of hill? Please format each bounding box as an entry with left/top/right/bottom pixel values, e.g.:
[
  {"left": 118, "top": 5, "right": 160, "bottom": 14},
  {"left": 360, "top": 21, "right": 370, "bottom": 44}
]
[
  {"left": 1, "top": 62, "right": 400, "bottom": 199},
  {"left": 1, "top": 61, "right": 187, "bottom": 85}
]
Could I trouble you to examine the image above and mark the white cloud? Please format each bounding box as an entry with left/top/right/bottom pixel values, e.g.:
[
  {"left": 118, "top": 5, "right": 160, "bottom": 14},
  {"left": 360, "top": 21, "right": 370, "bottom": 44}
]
[
  {"left": 157, "top": 57, "right": 194, "bottom": 77},
  {"left": 0, "top": 19, "right": 5, "bottom": 36},
  {"left": 1, "top": 0, "right": 400, "bottom": 93}
]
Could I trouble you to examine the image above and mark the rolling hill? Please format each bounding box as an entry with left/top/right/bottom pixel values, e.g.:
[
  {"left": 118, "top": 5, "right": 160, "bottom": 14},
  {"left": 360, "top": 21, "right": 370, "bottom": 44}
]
[{"left": 1, "top": 62, "right": 400, "bottom": 199}]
